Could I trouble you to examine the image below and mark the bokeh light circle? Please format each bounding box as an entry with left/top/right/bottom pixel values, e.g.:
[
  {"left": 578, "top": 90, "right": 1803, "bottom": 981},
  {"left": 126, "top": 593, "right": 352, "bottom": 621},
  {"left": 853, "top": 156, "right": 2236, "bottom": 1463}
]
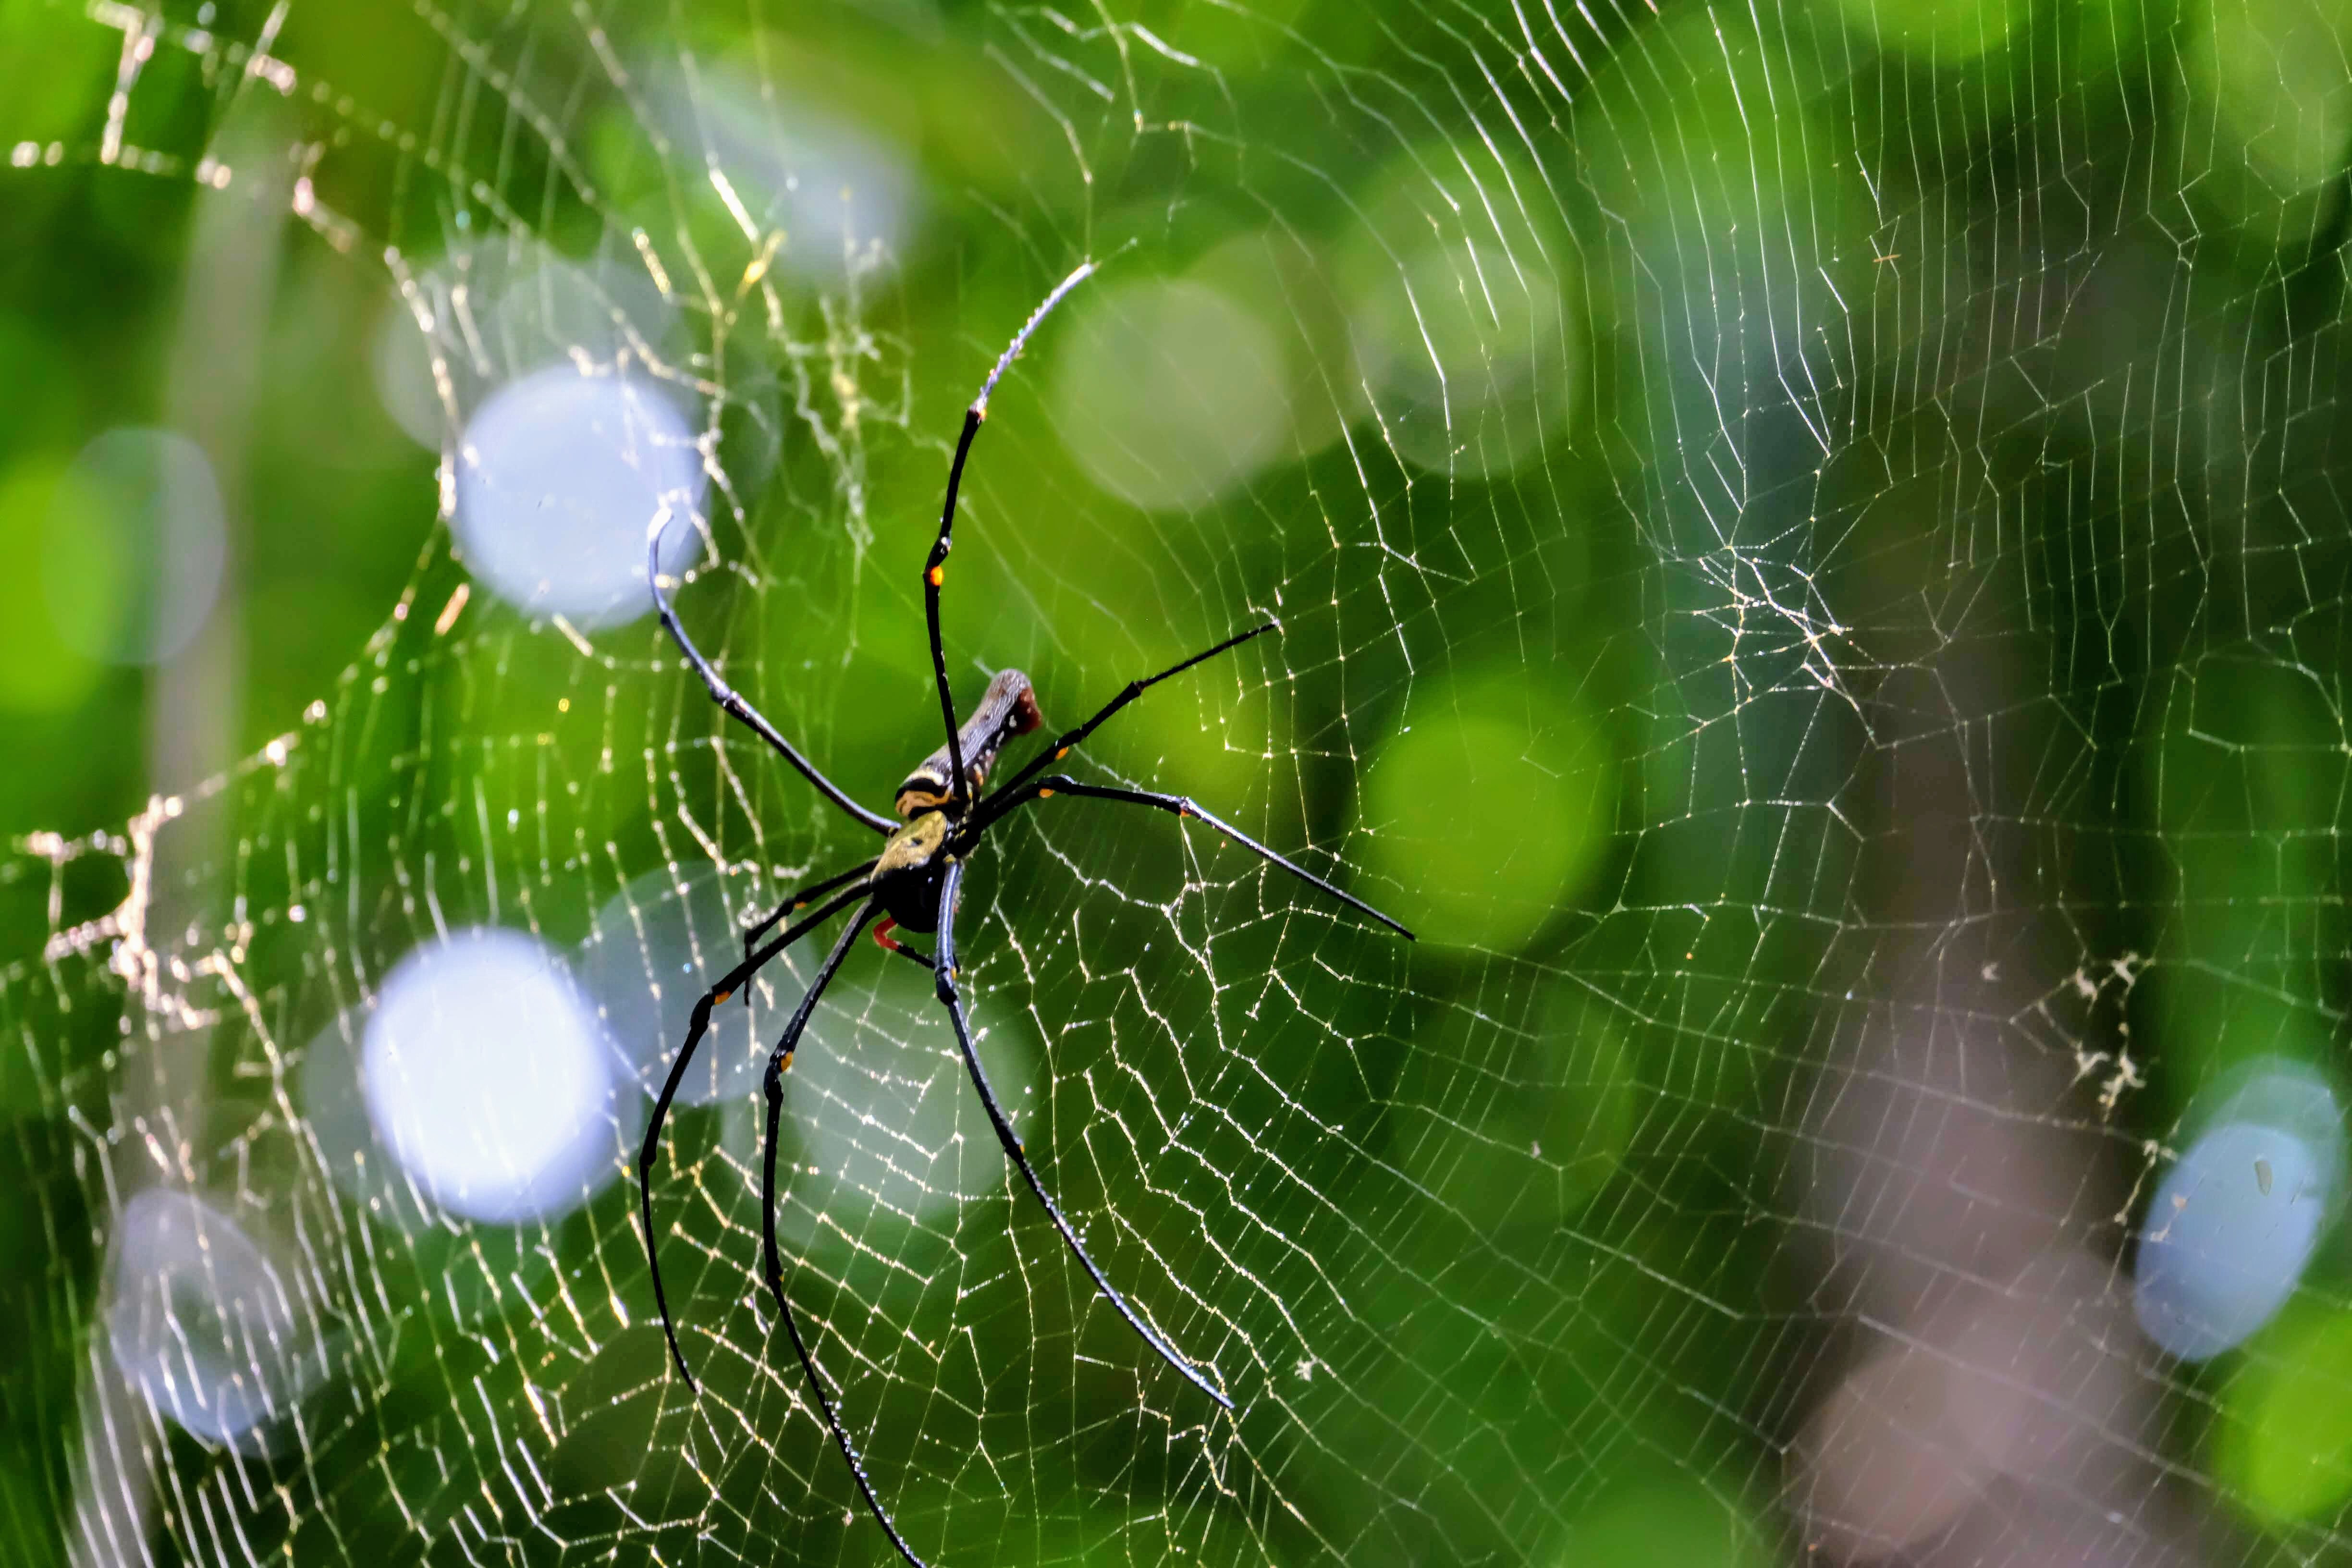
[
  {"left": 362, "top": 927, "right": 618, "bottom": 1225},
  {"left": 2135, "top": 1119, "right": 2329, "bottom": 1360},
  {"left": 2188, "top": 0, "right": 2352, "bottom": 198},
  {"left": 108, "top": 1189, "right": 314, "bottom": 1451},
  {"left": 1334, "top": 143, "right": 1582, "bottom": 479},
  {"left": 46, "top": 426, "right": 227, "bottom": 666},
  {"left": 1053, "top": 276, "right": 1291, "bottom": 511},
  {"left": 1358, "top": 672, "right": 1613, "bottom": 952},
  {"left": 2218, "top": 1303, "right": 2352, "bottom": 1520},
  {"left": 452, "top": 368, "right": 705, "bottom": 628},
  {"left": 2134, "top": 1057, "right": 2342, "bottom": 1361}
]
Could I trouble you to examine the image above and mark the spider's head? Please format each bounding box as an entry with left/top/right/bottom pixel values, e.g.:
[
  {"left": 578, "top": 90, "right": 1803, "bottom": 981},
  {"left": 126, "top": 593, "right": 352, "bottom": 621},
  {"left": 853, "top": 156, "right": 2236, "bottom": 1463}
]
[{"left": 896, "top": 668, "right": 1045, "bottom": 818}]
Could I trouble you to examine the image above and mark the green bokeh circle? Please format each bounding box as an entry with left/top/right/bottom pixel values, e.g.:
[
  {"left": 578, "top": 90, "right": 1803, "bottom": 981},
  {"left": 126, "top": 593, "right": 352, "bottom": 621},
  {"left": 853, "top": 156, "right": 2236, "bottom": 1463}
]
[
  {"left": 0, "top": 460, "right": 102, "bottom": 714},
  {"left": 1358, "top": 672, "right": 1612, "bottom": 952},
  {"left": 2220, "top": 1304, "right": 2352, "bottom": 1521},
  {"left": 1550, "top": 1476, "right": 1771, "bottom": 1568}
]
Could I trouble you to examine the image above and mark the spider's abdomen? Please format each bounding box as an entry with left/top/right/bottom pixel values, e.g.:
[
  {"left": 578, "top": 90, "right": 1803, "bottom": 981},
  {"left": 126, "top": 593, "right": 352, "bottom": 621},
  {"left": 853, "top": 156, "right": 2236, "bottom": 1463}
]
[
  {"left": 879, "top": 867, "right": 947, "bottom": 934},
  {"left": 895, "top": 668, "right": 1044, "bottom": 817}
]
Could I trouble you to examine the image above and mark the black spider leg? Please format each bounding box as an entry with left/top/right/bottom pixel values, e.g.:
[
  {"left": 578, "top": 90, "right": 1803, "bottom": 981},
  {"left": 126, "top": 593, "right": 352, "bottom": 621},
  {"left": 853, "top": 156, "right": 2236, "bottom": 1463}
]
[
  {"left": 877, "top": 934, "right": 937, "bottom": 971},
  {"left": 930, "top": 859, "right": 1236, "bottom": 1411},
  {"left": 976, "top": 622, "right": 1278, "bottom": 821},
  {"left": 998, "top": 777, "right": 1414, "bottom": 941},
  {"left": 649, "top": 529, "right": 894, "bottom": 837},
  {"left": 743, "top": 857, "right": 881, "bottom": 974},
  {"left": 923, "top": 258, "right": 1100, "bottom": 813},
  {"left": 754, "top": 899, "right": 935, "bottom": 1568},
  {"left": 637, "top": 881, "right": 871, "bottom": 1392}
]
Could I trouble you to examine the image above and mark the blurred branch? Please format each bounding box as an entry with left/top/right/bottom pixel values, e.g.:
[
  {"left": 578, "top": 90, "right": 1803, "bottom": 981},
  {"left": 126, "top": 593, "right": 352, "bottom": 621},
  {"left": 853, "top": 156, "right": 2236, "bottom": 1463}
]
[{"left": 65, "top": 93, "right": 291, "bottom": 1568}]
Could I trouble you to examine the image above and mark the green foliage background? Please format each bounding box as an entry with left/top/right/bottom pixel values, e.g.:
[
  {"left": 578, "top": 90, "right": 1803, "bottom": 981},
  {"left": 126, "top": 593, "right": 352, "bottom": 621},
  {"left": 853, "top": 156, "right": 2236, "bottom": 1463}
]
[{"left": 5, "top": 0, "right": 2352, "bottom": 1563}]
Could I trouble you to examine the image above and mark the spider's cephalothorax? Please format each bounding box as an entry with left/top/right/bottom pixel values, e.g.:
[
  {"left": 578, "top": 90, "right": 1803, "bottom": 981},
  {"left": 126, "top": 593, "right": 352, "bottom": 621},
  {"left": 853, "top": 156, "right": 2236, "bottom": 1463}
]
[
  {"left": 637, "top": 260, "right": 1411, "bottom": 1568},
  {"left": 871, "top": 808, "right": 951, "bottom": 933}
]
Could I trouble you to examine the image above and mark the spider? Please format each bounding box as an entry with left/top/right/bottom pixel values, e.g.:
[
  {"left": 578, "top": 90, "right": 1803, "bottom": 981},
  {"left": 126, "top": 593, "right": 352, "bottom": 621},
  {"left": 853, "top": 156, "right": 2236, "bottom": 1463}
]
[{"left": 636, "top": 260, "right": 1412, "bottom": 1567}]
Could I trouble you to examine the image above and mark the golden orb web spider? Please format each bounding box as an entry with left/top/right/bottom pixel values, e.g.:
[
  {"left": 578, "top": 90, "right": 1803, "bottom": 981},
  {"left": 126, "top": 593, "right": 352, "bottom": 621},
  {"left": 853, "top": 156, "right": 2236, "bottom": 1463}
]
[{"left": 636, "top": 259, "right": 1413, "bottom": 1567}]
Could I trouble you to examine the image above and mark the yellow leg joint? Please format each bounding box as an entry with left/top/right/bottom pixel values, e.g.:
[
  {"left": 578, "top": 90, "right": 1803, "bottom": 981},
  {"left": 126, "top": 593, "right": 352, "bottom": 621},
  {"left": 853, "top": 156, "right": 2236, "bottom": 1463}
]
[{"left": 927, "top": 564, "right": 945, "bottom": 588}]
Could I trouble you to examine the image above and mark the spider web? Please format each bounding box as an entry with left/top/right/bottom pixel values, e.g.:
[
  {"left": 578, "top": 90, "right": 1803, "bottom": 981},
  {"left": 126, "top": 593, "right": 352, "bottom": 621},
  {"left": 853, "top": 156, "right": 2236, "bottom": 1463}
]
[{"left": 4, "top": 0, "right": 2347, "bottom": 1563}]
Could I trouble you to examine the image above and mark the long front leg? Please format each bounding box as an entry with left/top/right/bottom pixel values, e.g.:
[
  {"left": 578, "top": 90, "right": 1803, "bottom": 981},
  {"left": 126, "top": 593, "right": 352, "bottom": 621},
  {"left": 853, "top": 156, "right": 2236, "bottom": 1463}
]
[
  {"left": 977, "top": 623, "right": 1276, "bottom": 815},
  {"left": 921, "top": 413, "right": 979, "bottom": 812},
  {"left": 930, "top": 860, "right": 1234, "bottom": 1411},
  {"left": 870, "top": 917, "right": 938, "bottom": 973},
  {"left": 649, "top": 531, "right": 894, "bottom": 836},
  {"left": 742, "top": 857, "right": 881, "bottom": 964},
  {"left": 754, "top": 901, "right": 932, "bottom": 1568},
  {"left": 922, "top": 260, "right": 1099, "bottom": 812},
  {"left": 637, "top": 882, "right": 871, "bottom": 1392}
]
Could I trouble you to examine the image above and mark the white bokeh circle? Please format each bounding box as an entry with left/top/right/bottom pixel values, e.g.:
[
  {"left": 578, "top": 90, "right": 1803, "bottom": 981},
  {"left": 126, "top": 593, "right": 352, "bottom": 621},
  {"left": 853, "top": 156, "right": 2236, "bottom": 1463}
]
[
  {"left": 2135, "top": 1119, "right": 2329, "bottom": 1360},
  {"left": 48, "top": 426, "right": 228, "bottom": 665},
  {"left": 108, "top": 1189, "right": 315, "bottom": 1451},
  {"left": 362, "top": 926, "right": 619, "bottom": 1225},
  {"left": 453, "top": 368, "right": 706, "bottom": 628}
]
